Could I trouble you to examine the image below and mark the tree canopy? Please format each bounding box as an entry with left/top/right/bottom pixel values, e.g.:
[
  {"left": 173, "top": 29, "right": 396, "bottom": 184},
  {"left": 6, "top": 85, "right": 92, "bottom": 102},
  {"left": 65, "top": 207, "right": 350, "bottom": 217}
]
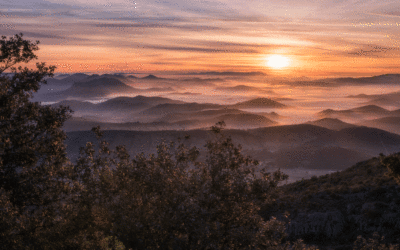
[{"left": 1, "top": 33, "right": 398, "bottom": 249}]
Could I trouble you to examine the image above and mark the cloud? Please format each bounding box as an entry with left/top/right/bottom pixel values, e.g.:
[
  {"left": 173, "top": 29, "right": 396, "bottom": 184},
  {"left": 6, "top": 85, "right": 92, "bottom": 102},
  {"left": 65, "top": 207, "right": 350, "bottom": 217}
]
[
  {"left": 94, "top": 22, "right": 222, "bottom": 31},
  {"left": 347, "top": 45, "right": 400, "bottom": 58},
  {"left": 142, "top": 45, "right": 258, "bottom": 54},
  {"left": 187, "top": 71, "right": 267, "bottom": 76}
]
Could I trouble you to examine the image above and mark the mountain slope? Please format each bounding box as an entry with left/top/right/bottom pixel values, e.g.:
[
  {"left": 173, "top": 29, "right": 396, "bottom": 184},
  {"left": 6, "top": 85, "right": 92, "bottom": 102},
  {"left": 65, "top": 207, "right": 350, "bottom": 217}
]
[
  {"left": 306, "top": 118, "right": 357, "bottom": 131},
  {"left": 265, "top": 154, "right": 400, "bottom": 248},
  {"left": 231, "top": 98, "right": 287, "bottom": 109}
]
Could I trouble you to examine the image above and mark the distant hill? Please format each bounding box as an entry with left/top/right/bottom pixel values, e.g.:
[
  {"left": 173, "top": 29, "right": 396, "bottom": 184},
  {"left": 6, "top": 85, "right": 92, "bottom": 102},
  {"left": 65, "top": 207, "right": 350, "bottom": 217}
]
[
  {"left": 144, "top": 87, "right": 174, "bottom": 92},
  {"left": 142, "top": 74, "right": 161, "bottom": 80},
  {"left": 158, "top": 108, "right": 244, "bottom": 123},
  {"left": 141, "top": 103, "right": 223, "bottom": 115},
  {"left": 333, "top": 74, "right": 400, "bottom": 85},
  {"left": 231, "top": 98, "right": 287, "bottom": 109},
  {"left": 215, "top": 85, "right": 273, "bottom": 94},
  {"left": 62, "top": 117, "right": 200, "bottom": 132},
  {"left": 97, "top": 96, "right": 185, "bottom": 111},
  {"left": 291, "top": 74, "right": 400, "bottom": 88},
  {"left": 50, "top": 73, "right": 90, "bottom": 83},
  {"left": 365, "top": 91, "right": 400, "bottom": 107},
  {"left": 306, "top": 118, "right": 356, "bottom": 131},
  {"left": 63, "top": 125, "right": 400, "bottom": 169},
  {"left": 359, "top": 116, "right": 400, "bottom": 135},
  {"left": 255, "top": 111, "right": 285, "bottom": 120},
  {"left": 50, "top": 100, "right": 96, "bottom": 111},
  {"left": 350, "top": 105, "right": 390, "bottom": 114},
  {"left": 60, "top": 77, "right": 142, "bottom": 98},
  {"left": 211, "top": 113, "right": 277, "bottom": 128},
  {"left": 317, "top": 104, "right": 394, "bottom": 119},
  {"left": 346, "top": 91, "right": 400, "bottom": 107},
  {"left": 49, "top": 95, "right": 186, "bottom": 113}
]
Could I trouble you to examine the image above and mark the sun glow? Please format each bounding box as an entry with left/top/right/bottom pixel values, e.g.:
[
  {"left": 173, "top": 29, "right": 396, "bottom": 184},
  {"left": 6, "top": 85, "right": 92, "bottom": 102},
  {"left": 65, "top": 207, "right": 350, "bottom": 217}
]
[{"left": 266, "top": 55, "right": 290, "bottom": 69}]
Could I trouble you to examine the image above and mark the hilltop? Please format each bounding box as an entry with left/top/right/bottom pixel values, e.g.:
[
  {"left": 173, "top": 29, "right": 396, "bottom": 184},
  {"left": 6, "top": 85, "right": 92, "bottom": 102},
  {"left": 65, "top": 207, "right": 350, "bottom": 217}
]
[
  {"left": 231, "top": 97, "right": 287, "bottom": 109},
  {"left": 264, "top": 154, "right": 400, "bottom": 249},
  {"left": 306, "top": 118, "right": 356, "bottom": 131}
]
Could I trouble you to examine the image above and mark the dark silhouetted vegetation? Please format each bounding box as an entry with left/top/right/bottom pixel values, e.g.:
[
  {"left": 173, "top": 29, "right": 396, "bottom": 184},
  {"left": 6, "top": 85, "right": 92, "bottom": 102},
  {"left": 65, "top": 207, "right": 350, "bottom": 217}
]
[{"left": 1, "top": 34, "right": 399, "bottom": 249}]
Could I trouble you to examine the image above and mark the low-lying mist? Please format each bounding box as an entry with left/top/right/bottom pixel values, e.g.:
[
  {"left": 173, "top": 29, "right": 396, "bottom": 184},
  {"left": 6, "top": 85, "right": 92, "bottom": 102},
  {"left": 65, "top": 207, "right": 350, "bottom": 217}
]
[{"left": 34, "top": 72, "right": 400, "bottom": 180}]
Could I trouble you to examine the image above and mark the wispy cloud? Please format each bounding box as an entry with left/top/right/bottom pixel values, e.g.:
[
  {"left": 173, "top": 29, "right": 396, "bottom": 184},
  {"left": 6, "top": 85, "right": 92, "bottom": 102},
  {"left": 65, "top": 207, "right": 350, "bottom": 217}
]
[{"left": 2, "top": 0, "right": 400, "bottom": 75}]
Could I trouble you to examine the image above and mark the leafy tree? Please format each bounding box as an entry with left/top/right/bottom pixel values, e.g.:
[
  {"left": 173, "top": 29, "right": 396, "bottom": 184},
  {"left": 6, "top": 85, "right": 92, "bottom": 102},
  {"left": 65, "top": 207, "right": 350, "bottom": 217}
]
[
  {"left": 0, "top": 33, "right": 325, "bottom": 249},
  {"left": 0, "top": 33, "right": 80, "bottom": 249},
  {"left": 353, "top": 232, "right": 399, "bottom": 250},
  {"left": 380, "top": 153, "right": 400, "bottom": 184},
  {"left": 73, "top": 122, "right": 292, "bottom": 249}
]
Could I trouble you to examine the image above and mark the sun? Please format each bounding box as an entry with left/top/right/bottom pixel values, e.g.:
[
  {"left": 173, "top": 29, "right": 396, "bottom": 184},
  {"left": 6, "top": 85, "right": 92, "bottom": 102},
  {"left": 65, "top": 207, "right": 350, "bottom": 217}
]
[{"left": 266, "top": 55, "right": 290, "bottom": 69}]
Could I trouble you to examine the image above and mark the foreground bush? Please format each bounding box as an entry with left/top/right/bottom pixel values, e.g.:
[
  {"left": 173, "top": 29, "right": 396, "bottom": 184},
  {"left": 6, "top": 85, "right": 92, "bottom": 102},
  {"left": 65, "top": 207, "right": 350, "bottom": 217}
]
[
  {"left": 72, "top": 124, "right": 290, "bottom": 249},
  {"left": 2, "top": 33, "right": 397, "bottom": 249},
  {"left": 0, "top": 34, "right": 292, "bottom": 249}
]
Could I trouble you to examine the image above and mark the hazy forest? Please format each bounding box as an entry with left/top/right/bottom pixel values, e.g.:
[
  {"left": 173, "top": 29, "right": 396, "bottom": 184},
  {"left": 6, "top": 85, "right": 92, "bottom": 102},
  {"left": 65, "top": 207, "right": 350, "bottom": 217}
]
[{"left": 1, "top": 34, "right": 400, "bottom": 249}]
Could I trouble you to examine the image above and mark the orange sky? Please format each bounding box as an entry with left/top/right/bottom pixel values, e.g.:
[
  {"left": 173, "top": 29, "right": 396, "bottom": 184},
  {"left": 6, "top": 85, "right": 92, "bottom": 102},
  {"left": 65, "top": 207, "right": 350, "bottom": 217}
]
[{"left": 2, "top": 0, "right": 400, "bottom": 77}]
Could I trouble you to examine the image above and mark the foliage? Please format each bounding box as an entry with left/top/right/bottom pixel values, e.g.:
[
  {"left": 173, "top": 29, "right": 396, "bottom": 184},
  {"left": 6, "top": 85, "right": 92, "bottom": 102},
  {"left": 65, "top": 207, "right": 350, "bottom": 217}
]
[
  {"left": 0, "top": 33, "right": 83, "bottom": 249},
  {"left": 2, "top": 33, "right": 398, "bottom": 250},
  {"left": 380, "top": 153, "right": 400, "bottom": 184},
  {"left": 72, "top": 122, "right": 292, "bottom": 249},
  {"left": 353, "top": 232, "right": 399, "bottom": 250},
  {"left": 0, "top": 33, "right": 296, "bottom": 249}
]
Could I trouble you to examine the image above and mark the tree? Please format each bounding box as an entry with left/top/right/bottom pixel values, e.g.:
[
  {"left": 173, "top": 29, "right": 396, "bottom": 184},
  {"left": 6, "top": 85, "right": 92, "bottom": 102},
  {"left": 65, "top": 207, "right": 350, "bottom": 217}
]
[
  {"left": 0, "top": 33, "right": 77, "bottom": 249},
  {"left": 73, "top": 122, "right": 292, "bottom": 249},
  {"left": 1, "top": 34, "right": 321, "bottom": 249},
  {"left": 380, "top": 153, "right": 400, "bottom": 184}
]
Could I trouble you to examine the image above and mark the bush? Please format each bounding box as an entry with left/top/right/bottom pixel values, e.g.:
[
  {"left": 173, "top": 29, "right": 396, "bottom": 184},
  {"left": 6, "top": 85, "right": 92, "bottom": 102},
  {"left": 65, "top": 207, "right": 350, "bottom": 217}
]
[
  {"left": 0, "top": 33, "right": 79, "bottom": 249},
  {"left": 1, "top": 34, "right": 299, "bottom": 249},
  {"left": 74, "top": 123, "right": 291, "bottom": 249},
  {"left": 380, "top": 154, "right": 400, "bottom": 184},
  {"left": 353, "top": 232, "right": 399, "bottom": 250}
]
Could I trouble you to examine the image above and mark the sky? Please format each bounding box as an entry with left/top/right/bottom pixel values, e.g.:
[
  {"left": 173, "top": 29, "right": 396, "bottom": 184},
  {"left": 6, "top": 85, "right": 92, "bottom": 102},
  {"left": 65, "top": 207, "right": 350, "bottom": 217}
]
[{"left": 1, "top": 0, "right": 400, "bottom": 77}]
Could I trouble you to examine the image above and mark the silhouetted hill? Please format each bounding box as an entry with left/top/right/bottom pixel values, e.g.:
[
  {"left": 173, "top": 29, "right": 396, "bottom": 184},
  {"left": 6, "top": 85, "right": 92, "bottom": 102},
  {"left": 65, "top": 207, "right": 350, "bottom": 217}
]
[
  {"left": 141, "top": 103, "right": 223, "bottom": 115},
  {"left": 306, "top": 118, "right": 356, "bottom": 130},
  {"left": 50, "top": 100, "right": 96, "bottom": 111},
  {"left": 62, "top": 117, "right": 200, "bottom": 132},
  {"left": 212, "top": 113, "right": 277, "bottom": 128},
  {"left": 317, "top": 104, "right": 393, "bottom": 119},
  {"left": 334, "top": 74, "right": 400, "bottom": 85},
  {"left": 61, "top": 77, "right": 142, "bottom": 98},
  {"left": 365, "top": 92, "right": 400, "bottom": 107},
  {"left": 215, "top": 85, "right": 272, "bottom": 94},
  {"left": 97, "top": 96, "right": 185, "bottom": 111},
  {"left": 359, "top": 116, "right": 400, "bottom": 135},
  {"left": 267, "top": 155, "right": 400, "bottom": 248},
  {"left": 347, "top": 91, "right": 400, "bottom": 107},
  {"left": 334, "top": 127, "right": 400, "bottom": 153},
  {"left": 58, "top": 73, "right": 90, "bottom": 83},
  {"left": 274, "top": 145, "right": 369, "bottom": 170},
  {"left": 255, "top": 111, "right": 285, "bottom": 120},
  {"left": 145, "top": 87, "right": 174, "bottom": 92},
  {"left": 231, "top": 98, "right": 287, "bottom": 109},
  {"left": 64, "top": 125, "right": 400, "bottom": 170},
  {"left": 351, "top": 105, "right": 390, "bottom": 114},
  {"left": 158, "top": 108, "right": 244, "bottom": 123},
  {"left": 142, "top": 74, "right": 160, "bottom": 80}
]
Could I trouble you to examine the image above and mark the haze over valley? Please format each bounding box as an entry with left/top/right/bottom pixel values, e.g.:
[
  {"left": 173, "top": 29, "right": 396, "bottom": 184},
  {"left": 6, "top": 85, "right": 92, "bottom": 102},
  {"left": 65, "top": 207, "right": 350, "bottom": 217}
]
[{"left": 33, "top": 72, "right": 400, "bottom": 183}]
